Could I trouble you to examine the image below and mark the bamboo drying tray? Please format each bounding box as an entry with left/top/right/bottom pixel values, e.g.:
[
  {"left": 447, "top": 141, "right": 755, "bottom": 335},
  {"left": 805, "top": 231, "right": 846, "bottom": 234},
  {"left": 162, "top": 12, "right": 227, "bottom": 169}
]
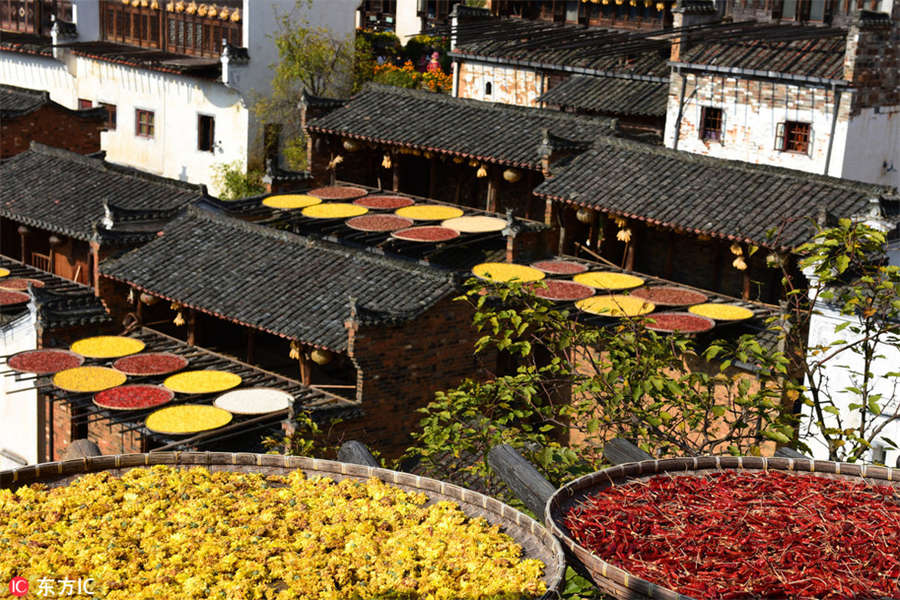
[
  {"left": 546, "top": 455, "right": 900, "bottom": 600},
  {"left": 1, "top": 452, "right": 565, "bottom": 599}
]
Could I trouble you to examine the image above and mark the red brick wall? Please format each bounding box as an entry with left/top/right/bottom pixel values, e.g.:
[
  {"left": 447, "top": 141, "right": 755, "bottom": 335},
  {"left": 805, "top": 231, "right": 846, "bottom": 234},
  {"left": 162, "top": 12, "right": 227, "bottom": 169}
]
[
  {"left": 338, "top": 296, "right": 496, "bottom": 458},
  {"left": 1, "top": 105, "right": 105, "bottom": 159}
]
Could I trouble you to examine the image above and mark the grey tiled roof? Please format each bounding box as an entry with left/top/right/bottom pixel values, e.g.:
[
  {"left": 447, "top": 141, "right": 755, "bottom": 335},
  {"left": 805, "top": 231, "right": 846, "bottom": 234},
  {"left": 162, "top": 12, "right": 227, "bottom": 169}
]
[
  {"left": 675, "top": 33, "right": 848, "bottom": 81},
  {"left": 100, "top": 207, "right": 458, "bottom": 351},
  {"left": 306, "top": 84, "right": 614, "bottom": 169},
  {"left": 0, "top": 84, "right": 107, "bottom": 119},
  {"left": 62, "top": 41, "right": 222, "bottom": 78},
  {"left": 539, "top": 75, "right": 669, "bottom": 117},
  {"left": 451, "top": 18, "right": 671, "bottom": 79},
  {"left": 534, "top": 138, "right": 895, "bottom": 249},
  {"left": 0, "top": 144, "right": 203, "bottom": 241}
]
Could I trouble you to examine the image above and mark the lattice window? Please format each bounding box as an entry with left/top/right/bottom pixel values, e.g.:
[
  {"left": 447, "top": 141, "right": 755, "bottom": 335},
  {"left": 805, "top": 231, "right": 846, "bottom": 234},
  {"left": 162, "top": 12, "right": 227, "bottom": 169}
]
[
  {"left": 775, "top": 121, "right": 812, "bottom": 154},
  {"left": 135, "top": 109, "right": 155, "bottom": 138},
  {"left": 101, "top": 103, "right": 116, "bottom": 130},
  {"left": 699, "top": 107, "right": 724, "bottom": 142}
]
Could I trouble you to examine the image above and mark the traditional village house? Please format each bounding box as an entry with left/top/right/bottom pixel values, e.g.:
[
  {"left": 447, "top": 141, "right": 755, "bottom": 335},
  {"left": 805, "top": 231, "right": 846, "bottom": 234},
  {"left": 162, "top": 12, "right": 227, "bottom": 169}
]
[
  {"left": 0, "top": 83, "right": 107, "bottom": 157},
  {"left": 357, "top": 0, "right": 462, "bottom": 41},
  {"left": 665, "top": 3, "right": 900, "bottom": 189},
  {"left": 0, "top": 0, "right": 357, "bottom": 193}
]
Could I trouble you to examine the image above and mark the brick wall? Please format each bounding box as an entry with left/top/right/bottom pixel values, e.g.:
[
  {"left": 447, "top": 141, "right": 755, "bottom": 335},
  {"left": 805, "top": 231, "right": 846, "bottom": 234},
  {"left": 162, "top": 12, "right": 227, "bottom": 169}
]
[
  {"left": 843, "top": 13, "right": 900, "bottom": 112},
  {"left": 457, "top": 61, "right": 543, "bottom": 107},
  {"left": 338, "top": 296, "right": 496, "bottom": 458},
  {"left": 0, "top": 105, "right": 105, "bottom": 159}
]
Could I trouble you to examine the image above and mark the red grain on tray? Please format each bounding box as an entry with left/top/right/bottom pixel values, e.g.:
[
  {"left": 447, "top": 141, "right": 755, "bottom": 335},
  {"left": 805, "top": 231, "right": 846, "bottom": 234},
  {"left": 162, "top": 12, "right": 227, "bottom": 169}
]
[
  {"left": 645, "top": 311, "right": 715, "bottom": 333},
  {"left": 353, "top": 195, "right": 415, "bottom": 210},
  {"left": 564, "top": 470, "right": 900, "bottom": 599},
  {"left": 93, "top": 384, "right": 174, "bottom": 410},
  {"left": 345, "top": 214, "right": 414, "bottom": 232},
  {"left": 307, "top": 185, "right": 368, "bottom": 200},
  {"left": 8, "top": 349, "right": 84, "bottom": 374},
  {"left": 112, "top": 352, "right": 188, "bottom": 376},
  {"left": 0, "top": 290, "right": 30, "bottom": 306},
  {"left": 631, "top": 285, "right": 708, "bottom": 306},
  {"left": 391, "top": 226, "right": 460, "bottom": 242},
  {"left": 528, "top": 280, "right": 594, "bottom": 302},
  {"left": 0, "top": 278, "right": 45, "bottom": 291},
  {"left": 530, "top": 260, "right": 588, "bottom": 275}
]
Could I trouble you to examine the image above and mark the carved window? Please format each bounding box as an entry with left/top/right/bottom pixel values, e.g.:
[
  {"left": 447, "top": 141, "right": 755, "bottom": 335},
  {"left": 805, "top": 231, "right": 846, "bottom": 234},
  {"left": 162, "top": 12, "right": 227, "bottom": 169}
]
[{"left": 699, "top": 107, "right": 724, "bottom": 142}]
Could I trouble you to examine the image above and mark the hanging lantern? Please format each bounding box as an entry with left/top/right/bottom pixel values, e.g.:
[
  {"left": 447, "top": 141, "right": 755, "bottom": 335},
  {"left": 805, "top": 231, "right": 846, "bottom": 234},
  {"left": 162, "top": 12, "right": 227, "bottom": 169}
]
[
  {"left": 476, "top": 164, "right": 487, "bottom": 178},
  {"left": 576, "top": 207, "right": 593, "bottom": 224},
  {"left": 310, "top": 349, "right": 333, "bottom": 365},
  {"left": 502, "top": 168, "right": 522, "bottom": 183},
  {"left": 381, "top": 154, "right": 392, "bottom": 169},
  {"left": 342, "top": 139, "right": 360, "bottom": 152}
]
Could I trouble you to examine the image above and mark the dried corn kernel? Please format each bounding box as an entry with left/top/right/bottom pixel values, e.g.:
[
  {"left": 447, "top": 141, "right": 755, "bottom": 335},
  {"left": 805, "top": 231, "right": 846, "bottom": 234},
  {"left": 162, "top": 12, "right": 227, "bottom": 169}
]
[
  {"left": 53, "top": 366, "right": 127, "bottom": 392},
  {"left": 145, "top": 404, "right": 232, "bottom": 434},
  {"left": 262, "top": 194, "right": 322, "bottom": 210},
  {"left": 301, "top": 203, "right": 368, "bottom": 219},
  {"left": 70, "top": 336, "right": 145, "bottom": 358},
  {"left": 576, "top": 295, "right": 655, "bottom": 317},
  {"left": 395, "top": 205, "right": 465, "bottom": 221},
  {"left": 0, "top": 466, "right": 547, "bottom": 600},
  {"left": 472, "top": 262, "right": 545, "bottom": 283},
  {"left": 0, "top": 267, "right": 9, "bottom": 277},
  {"left": 573, "top": 272, "right": 644, "bottom": 290},
  {"left": 688, "top": 303, "right": 754, "bottom": 321},
  {"left": 163, "top": 370, "right": 241, "bottom": 394}
]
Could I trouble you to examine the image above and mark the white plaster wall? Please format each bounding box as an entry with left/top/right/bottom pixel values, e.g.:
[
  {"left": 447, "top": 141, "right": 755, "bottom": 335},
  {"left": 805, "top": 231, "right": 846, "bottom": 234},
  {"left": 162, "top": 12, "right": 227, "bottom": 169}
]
[
  {"left": 457, "top": 61, "right": 541, "bottom": 107},
  {"left": 663, "top": 73, "right": 849, "bottom": 177},
  {"left": 0, "top": 51, "right": 247, "bottom": 195},
  {"left": 72, "top": 0, "right": 101, "bottom": 42},
  {"left": 802, "top": 304, "right": 900, "bottom": 465},
  {"left": 0, "top": 314, "right": 39, "bottom": 469},
  {"left": 840, "top": 107, "right": 900, "bottom": 190},
  {"left": 395, "top": 0, "right": 423, "bottom": 43}
]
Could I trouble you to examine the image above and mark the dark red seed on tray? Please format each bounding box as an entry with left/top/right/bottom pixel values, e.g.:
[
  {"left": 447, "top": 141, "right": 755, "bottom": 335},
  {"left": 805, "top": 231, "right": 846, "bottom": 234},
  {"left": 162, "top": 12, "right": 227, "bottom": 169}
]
[
  {"left": 529, "top": 280, "right": 594, "bottom": 302},
  {"left": 531, "top": 260, "right": 588, "bottom": 275},
  {"left": 353, "top": 195, "right": 415, "bottom": 210},
  {"left": 391, "top": 226, "right": 460, "bottom": 242},
  {"left": 0, "top": 290, "right": 30, "bottom": 305},
  {"left": 644, "top": 312, "right": 715, "bottom": 333},
  {"left": 346, "top": 215, "right": 414, "bottom": 232},
  {"left": 93, "top": 384, "right": 174, "bottom": 410},
  {"left": 112, "top": 353, "right": 188, "bottom": 376},
  {"left": 631, "top": 285, "right": 708, "bottom": 307},
  {"left": 307, "top": 185, "right": 367, "bottom": 200},
  {"left": 8, "top": 349, "right": 84, "bottom": 374},
  {"left": 0, "top": 278, "right": 45, "bottom": 291}
]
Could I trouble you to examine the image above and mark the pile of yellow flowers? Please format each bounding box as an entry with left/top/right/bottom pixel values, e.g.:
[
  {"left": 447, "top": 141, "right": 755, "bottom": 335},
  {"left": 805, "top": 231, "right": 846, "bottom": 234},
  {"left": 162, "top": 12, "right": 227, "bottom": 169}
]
[{"left": 0, "top": 466, "right": 546, "bottom": 600}]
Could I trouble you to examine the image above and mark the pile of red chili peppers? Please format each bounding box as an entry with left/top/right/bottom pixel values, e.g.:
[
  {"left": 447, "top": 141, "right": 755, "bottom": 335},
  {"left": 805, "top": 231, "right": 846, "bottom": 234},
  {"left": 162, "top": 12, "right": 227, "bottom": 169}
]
[{"left": 564, "top": 470, "right": 900, "bottom": 599}]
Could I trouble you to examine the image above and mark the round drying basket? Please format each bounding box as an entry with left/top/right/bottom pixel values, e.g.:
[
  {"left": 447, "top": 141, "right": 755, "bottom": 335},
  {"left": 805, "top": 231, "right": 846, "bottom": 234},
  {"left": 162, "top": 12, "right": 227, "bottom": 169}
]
[
  {"left": 2, "top": 452, "right": 565, "bottom": 600},
  {"left": 546, "top": 455, "right": 900, "bottom": 600}
]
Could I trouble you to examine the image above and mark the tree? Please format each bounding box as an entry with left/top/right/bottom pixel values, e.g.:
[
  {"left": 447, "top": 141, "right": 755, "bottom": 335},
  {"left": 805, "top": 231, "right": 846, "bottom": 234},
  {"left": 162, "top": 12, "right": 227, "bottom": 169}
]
[
  {"left": 408, "top": 280, "right": 794, "bottom": 492},
  {"left": 211, "top": 161, "right": 265, "bottom": 201},
  {"left": 778, "top": 220, "right": 900, "bottom": 462},
  {"left": 254, "top": 1, "right": 355, "bottom": 170}
]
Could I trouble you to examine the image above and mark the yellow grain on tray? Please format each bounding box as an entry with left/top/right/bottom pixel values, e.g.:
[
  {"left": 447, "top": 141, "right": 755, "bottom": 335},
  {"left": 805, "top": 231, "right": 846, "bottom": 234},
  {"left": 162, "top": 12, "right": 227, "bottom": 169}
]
[
  {"left": 70, "top": 336, "right": 145, "bottom": 359},
  {"left": 575, "top": 295, "right": 655, "bottom": 317},
  {"left": 0, "top": 268, "right": 9, "bottom": 277},
  {"left": 689, "top": 303, "right": 754, "bottom": 321},
  {"left": 395, "top": 205, "right": 464, "bottom": 221},
  {"left": 441, "top": 215, "right": 507, "bottom": 233},
  {"left": 301, "top": 203, "right": 368, "bottom": 219},
  {"left": 262, "top": 194, "right": 322, "bottom": 210},
  {"left": 53, "top": 366, "right": 127, "bottom": 393},
  {"left": 573, "top": 272, "right": 644, "bottom": 290},
  {"left": 472, "top": 262, "right": 545, "bottom": 283},
  {"left": 0, "top": 466, "right": 546, "bottom": 600},
  {"left": 163, "top": 370, "right": 242, "bottom": 394},
  {"left": 145, "top": 404, "right": 233, "bottom": 434}
]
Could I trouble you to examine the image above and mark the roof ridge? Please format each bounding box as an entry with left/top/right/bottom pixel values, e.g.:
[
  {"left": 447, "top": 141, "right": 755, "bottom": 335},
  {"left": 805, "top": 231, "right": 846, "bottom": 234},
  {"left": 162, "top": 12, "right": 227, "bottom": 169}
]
[
  {"left": 27, "top": 142, "right": 206, "bottom": 194},
  {"left": 183, "top": 206, "right": 455, "bottom": 282},
  {"left": 593, "top": 136, "right": 896, "bottom": 196},
  {"left": 358, "top": 82, "right": 615, "bottom": 130}
]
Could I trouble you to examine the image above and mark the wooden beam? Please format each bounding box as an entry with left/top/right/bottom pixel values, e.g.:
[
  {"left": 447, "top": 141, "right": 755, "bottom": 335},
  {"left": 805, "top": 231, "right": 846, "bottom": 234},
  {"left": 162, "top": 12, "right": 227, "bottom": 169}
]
[
  {"left": 337, "top": 441, "right": 380, "bottom": 467},
  {"left": 299, "top": 351, "right": 312, "bottom": 386},
  {"left": 742, "top": 269, "right": 751, "bottom": 300},
  {"left": 486, "top": 171, "right": 499, "bottom": 213},
  {"left": 186, "top": 309, "right": 197, "bottom": 345},
  {"left": 391, "top": 158, "right": 400, "bottom": 192},
  {"left": 487, "top": 444, "right": 556, "bottom": 518}
]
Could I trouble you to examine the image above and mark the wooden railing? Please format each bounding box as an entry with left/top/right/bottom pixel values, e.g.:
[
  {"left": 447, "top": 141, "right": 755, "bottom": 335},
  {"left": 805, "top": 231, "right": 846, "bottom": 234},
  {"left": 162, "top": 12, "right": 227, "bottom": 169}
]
[{"left": 31, "top": 251, "right": 50, "bottom": 272}]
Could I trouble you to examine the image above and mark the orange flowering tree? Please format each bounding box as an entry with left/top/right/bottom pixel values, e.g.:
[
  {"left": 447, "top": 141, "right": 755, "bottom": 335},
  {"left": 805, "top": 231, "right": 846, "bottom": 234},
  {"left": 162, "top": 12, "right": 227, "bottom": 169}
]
[{"left": 372, "top": 60, "right": 452, "bottom": 94}]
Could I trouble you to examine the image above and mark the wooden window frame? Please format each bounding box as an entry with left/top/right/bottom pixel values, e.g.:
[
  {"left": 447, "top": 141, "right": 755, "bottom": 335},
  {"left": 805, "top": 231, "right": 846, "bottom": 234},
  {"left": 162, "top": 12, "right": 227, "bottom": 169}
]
[
  {"left": 77, "top": 98, "right": 93, "bottom": 110},
  {"left": 197, "top": 114, "right": 215, "bottom": 152},
  {"left": 135, "top": 108, "right": 155, "bottom": 139},
  {"left": 100, "top": 102, "right": 116, "bottom": 130},
  {"left": 699, "top": 106, "right": 724, "bottom": 142},
  {"left": 775, "top": 121, "right": 812, "bottom": 155}
]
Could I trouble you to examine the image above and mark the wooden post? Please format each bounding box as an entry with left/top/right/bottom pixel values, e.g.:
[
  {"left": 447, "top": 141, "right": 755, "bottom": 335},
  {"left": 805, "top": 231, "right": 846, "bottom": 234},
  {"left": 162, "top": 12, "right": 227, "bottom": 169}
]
[
  {"left": 299, "top": 351, "right": 312, "bottom": 386},
  {"left": 391, "top": 157, "right": 400, "bottom": 192},
  {"left": 712, "top": 241, "right": 724, "bottom": 291},
  {"left": 587, "top": 211, "right": 599, "bottom": 250},
  {"left": 17, "top": 225, "right": 28, "bottom": 264},
  {"left": 186, "top": 309, "right": 197, "bottom": 345},
  {"left": 246, "top": 329, "right": 255, "bottom": 363},
  {"left": 135, "top": 289, "right": 143, "bottom": 323},
  {"left": 486, "top": 444, "right": 556, "bottom": 518},
  {"left": 624, "top": 226, "right": 636, "bottom": 271},
  {"left": 664, "top": 232, "right": 675, "bottom": 279},
  {"left": 742, "top": 269, "right": 752, "bottom": 300},
  {"left": 337, "top": 441, "right": 379, "bottom": 467},
  {"left": 485, "top": 171, "right": 499, "bottom": 213},
  {"left": 428, "top": 157, "right": 439, "bottom": 199}
]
